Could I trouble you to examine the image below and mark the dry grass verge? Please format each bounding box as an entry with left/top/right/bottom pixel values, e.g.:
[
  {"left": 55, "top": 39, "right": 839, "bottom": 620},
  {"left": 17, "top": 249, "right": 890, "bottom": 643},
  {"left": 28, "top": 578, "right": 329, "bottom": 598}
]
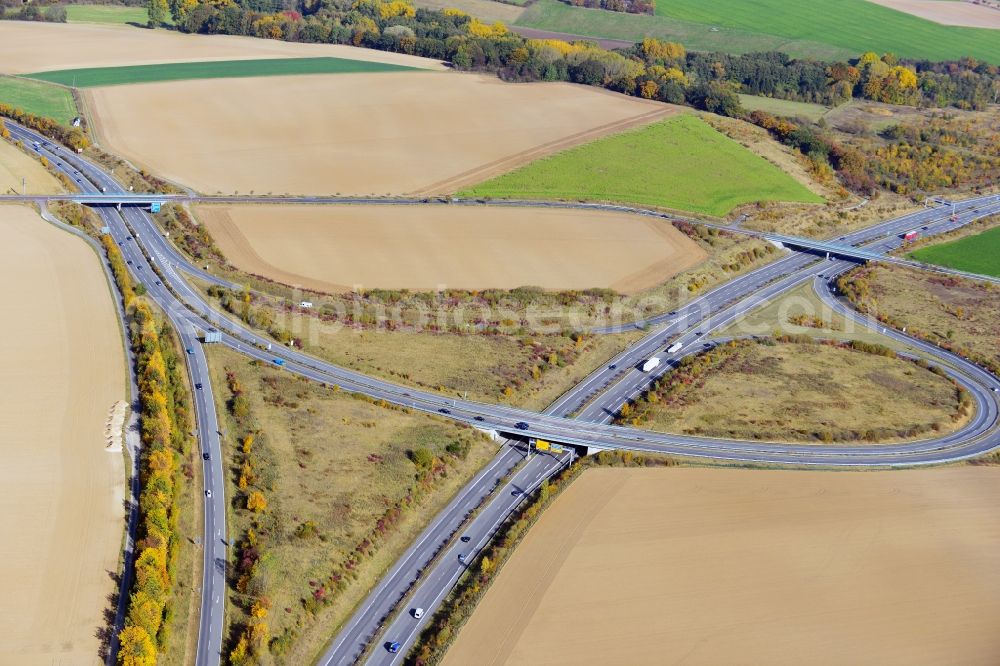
[
  {"left": 616, "top": 338, "right": 970, "bottom": 443},
  {"left": 203, "top": 345, "right": 499, "bottom": 663},
  {"left": 838, "top": 262, "right": 1000, "bottom": 375}
]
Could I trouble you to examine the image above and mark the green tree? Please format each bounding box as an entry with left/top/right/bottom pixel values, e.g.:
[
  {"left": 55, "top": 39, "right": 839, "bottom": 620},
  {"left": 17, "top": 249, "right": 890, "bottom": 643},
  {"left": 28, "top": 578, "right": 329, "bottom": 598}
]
[{"left": 148, "top": 0, "right": 168, "bottom": 27}]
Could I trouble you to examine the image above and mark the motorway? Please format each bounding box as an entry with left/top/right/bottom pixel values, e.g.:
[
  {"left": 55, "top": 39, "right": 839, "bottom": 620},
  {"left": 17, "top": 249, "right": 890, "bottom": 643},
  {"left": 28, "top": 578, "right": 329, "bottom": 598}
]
[
  {"left": 6, "top": 120, "right": 1000, "bottom": 665},
  {"left": 345, "top": 195, "right": 1000, "bottom": 666}
]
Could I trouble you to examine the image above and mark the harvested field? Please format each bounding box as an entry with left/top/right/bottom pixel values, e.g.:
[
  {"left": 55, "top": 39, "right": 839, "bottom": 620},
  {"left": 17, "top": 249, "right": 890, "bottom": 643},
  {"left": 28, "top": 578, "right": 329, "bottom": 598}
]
[
  {"left": 85, "top": 72, "right": 674, "bottom": 196},
  {"left": 0, "top": 22, "right": 445, "bottom": 74},
  {"left": 198, "top": 204, "right": 705, "bottom": 293},
  {"left": 866, "top": 0, "right": 1000, "bottom": 28},
  {"left": 0, "top": 140, "right": 63, "bottom": 194},
  {"left": 446, "top": 466, "right": 1000, "bottom": 666},
  {"left": 0, "top": 206, "right": 126, "bottom": 664}
]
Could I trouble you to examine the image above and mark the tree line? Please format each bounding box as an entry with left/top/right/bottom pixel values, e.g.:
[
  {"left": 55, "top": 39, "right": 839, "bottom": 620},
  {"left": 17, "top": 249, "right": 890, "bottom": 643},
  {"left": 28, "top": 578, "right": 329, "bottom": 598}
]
[
  {"left": 104, "top": 235, "right": 195, "bottom": 666},
  {"left": 158, "top": 0, "right": 999, "bottom": 114}
]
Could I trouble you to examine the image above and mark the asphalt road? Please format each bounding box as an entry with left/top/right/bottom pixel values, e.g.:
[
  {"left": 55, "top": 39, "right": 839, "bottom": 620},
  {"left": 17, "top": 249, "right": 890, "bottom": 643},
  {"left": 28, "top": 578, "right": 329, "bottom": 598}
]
[
  {"left": 343, "top": 194, "right": 1000, "bottom": 666},
  {"left": 7, "top": 121, "right": 1000, "bottom": 665},
  {"left": 5, "top": 125, "right": 230, "bottom": 666}
]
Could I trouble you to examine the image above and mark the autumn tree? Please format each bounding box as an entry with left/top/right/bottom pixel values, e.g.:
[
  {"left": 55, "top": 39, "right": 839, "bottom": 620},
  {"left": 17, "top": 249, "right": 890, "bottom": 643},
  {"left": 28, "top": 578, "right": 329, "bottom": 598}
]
[
  {"left": 246, "top": 490, "right": 267, "bottom": 512},
  {"left": 147, "top": 0, "right": 168, "bottom": 26},
  {"left": 118, "top": 625, "right": 156, "bottom": 666}
]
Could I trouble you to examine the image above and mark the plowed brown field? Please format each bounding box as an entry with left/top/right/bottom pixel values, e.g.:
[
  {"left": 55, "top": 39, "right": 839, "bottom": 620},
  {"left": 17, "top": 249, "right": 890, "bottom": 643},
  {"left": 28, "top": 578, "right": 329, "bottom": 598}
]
[
  {"left": 866, "top": 0, "right": 1000, "bottom": 28},
  {"left": 85, "top": 72, "right": 676, "bottom": 196},
  {"left": 446, "top": 467, "right": 1000, "bottom": 666},
  {"left": 198, "top": 204, "right": 705, "bottom": 293},
  {"left": 0, "top": 206, "right": 126, "bottom": 664},
  {"left": 0, "top": 22, "right": 445, "bottom": 73}
]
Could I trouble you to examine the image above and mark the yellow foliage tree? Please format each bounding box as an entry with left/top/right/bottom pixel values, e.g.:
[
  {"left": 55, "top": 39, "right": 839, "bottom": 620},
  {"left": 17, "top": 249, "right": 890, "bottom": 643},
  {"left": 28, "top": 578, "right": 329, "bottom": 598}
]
[
  {"left": 642, "top": 38, "right": 685, "bottom": 61},
  {"left": 117, "top": 625, "right": 156, "bottom": 666},
  {"left": 640, "top": 80, "right": 659, "bottom": 99},
  {"left": 467, "top": 18, "right": 507, "bottom": 38},
  {"left": 246, "top": 490, "right": 268, "bottom": 512},
  {"left": 126, "top": 591, "right": 164, "bottom": 640}
]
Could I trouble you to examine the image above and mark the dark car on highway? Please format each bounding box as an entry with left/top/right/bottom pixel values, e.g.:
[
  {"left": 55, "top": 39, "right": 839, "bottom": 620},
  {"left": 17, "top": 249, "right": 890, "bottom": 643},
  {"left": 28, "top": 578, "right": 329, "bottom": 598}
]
[
  {"left": 473, "top": 415, "right": 485, "bottom": 422},
  {"left": 515, "top": 421, "right": 530, "bottom": 430},
  {"left": 386, "top": 642, "right": 401, "bottom": 654},
  {"left": 439, "top": 408, "right": 451, "bottom": 415}
]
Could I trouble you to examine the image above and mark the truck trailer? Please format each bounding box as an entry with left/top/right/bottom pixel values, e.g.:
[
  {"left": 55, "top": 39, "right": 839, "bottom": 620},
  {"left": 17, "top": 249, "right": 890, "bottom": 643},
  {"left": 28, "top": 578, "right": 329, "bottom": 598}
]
[
  {"left": 642, "top": 357, "right": 661, "bottom": 372},
  {"left": 667, "top": 342, "right": 683, "bottom": 354},
  {"left": 903, "top": 230, "right": 919, "bottom": 242}
]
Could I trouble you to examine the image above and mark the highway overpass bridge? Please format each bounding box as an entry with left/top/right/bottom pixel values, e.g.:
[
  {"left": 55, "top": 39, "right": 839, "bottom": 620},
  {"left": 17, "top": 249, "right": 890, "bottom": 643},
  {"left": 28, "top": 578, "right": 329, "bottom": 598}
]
[{"left": 3, "top": 191, "right": 997, "bottom": 282}]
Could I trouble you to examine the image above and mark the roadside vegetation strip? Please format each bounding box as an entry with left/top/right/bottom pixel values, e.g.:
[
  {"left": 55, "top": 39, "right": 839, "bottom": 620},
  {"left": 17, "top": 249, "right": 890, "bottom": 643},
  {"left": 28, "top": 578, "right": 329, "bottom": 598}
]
[
  {"left": 462, "top": 115, "right": 823, "bottom": 217},
  {"left": 23, "top": 57, "right": 416, "bottom": 88},
  {"left": 838, "top": 263, "right": 1000, "bottom": 376},
  {"left": 407, "top": 450, "right": 680, "bottom": 666},
  {"left": 101, "top": 236, "right": 197, "bottom": 664},
  {"left": 66, "top": 3, "right": 153, "bottom": 24},
  {"left": 908, "top": 225, "right": 1000, "bottom": 278},
  {"left": 0, "top": 75, "right": 78, "bottom": 124},
  {"left": 203, "top": 345, "right": 497, "bottom": 663}
]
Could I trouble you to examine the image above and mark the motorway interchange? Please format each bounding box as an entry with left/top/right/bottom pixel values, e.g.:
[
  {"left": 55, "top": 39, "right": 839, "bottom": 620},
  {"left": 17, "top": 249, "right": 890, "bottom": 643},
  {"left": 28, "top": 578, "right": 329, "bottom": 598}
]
[{"left": 6, "top": 120, "right": 1000, "bottom": 665}]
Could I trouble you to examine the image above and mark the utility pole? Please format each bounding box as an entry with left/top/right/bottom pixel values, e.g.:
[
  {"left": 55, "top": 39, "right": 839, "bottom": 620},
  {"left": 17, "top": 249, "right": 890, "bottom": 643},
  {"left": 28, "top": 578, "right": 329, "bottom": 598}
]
[{"left": 22, "top": 176, "right": 25, "bottom": 195}]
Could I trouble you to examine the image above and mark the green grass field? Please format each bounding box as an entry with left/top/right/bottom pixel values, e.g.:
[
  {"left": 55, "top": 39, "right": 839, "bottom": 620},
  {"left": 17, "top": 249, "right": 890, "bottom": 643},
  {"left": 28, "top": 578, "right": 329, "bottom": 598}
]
[
  {"left": 738, "top": 94, "right": 830, "bottom": 122},
  {"left": 65, "top": 4, "right": 153, "bottom": 24},
  {"left": 23, "top": 57, "right": 414, "bottom": 87},
  {"left": 909, "top": 225, "right": 1000, "bottom": 277},
  {"left": 0, "top": 76, "right": 78, "bottom": 124},
  {"left": 461, "top": 114, "right": 823, "bottom": 217},
  {"left": 515, "top": 0, "right": 1000, "bottom": 63}
]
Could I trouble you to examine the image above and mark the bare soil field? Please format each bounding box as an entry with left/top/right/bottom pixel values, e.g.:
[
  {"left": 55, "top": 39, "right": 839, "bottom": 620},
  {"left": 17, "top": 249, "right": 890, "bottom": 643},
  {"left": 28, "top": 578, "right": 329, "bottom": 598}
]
[
  {"left": 447, "top": 466, "right": 1000, "bottom": 666},
  {"left": 866, "top": 0, "right": 1000, "bottom": 28},
  {"left": 85, "top": 72, "right": 675, "bottom": 195},
  {"left": 0, "top": 205, "right": 126, "bottom": 664},
  {"left": 0, "top": 22, "right": 445, "bottom": 74},
  {"left": 198, "top": 204, "right": 705, "bottom": 293},
  {"left": 0, "top": 140, "right": 63, "bottom": 194}
]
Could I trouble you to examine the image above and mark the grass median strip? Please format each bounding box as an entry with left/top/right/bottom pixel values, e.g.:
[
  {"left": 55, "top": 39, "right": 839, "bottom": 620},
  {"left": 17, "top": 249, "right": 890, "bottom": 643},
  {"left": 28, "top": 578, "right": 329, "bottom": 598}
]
[{"left": 23, "top": 57, "right": 415, "bottom": 88}]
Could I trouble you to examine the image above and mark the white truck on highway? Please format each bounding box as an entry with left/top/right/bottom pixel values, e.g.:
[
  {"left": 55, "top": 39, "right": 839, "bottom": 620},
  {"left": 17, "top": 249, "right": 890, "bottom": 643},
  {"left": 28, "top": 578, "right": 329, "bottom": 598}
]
[
  {"left": 642, "top": 357, "right": 661, "bottom": 372},
  {"left": 667, "top": 342, "right": 683, "bottom": 354}
]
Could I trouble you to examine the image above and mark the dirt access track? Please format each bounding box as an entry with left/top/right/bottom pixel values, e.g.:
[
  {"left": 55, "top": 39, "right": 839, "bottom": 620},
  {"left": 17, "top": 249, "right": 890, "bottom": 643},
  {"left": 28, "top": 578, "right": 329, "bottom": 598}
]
[
  {"left": 866, "top": 0, "right": 1000, "bottom": 28},
  {"left": 85, "top": 72, "right": 676, "bottom": 196},
  {"left": 446, "top": 467, "right": 1000, "bottom": 666},
  {"left": 198, "top": 204, "right": 705, "bottom": 293},
  {"left": 0, "top": 206, "right": 126, "bottom": 664},
  {"left": 0, "top": 22, "right": 445, "bottom": 73}
]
